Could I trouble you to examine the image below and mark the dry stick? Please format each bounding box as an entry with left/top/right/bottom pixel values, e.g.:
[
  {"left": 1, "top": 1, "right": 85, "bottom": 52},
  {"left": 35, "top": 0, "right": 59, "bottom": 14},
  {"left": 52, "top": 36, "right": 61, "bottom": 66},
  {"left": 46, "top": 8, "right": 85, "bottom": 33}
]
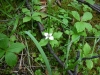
[
  {"left": 19, "top": 51, "right": 23, "bottom": 70},
  {"left": 77, "top": 0, "right": 100, "bottom": 13},
  {"left": 25, "top": 0, "right": 31, "bottom": 10},
  {"left": 47, "top": 43, "right": 64, "bottom": 67},
  {"left": 82, "top": 55, "right": 100, "bottom": 60},
  {"left": 73, "top": 51, "right": 80, "bottom": 75},
  {"left": 37, "top": 22, "right": 73, "bottom": 75}
]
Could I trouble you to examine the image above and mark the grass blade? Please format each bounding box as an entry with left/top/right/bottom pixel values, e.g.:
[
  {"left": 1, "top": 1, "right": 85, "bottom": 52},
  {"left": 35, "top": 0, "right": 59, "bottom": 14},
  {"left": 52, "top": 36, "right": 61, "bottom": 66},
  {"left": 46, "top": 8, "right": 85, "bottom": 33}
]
[{"left": 24, "top": 31, "right": 52, "bottom": 75}]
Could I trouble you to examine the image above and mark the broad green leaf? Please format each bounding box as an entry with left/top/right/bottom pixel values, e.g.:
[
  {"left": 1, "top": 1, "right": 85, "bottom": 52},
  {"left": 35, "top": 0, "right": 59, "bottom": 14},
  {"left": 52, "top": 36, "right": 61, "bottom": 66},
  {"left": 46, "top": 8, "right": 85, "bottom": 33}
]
[
  {"left": 39, "top": 39, "right": 48, "bottom": 46},
  {"left": 82, "top": 12, "right": 92, "bottom": 21},
  {"left": 32, "top": 16, "right": 42, "bottom": 23},
  {"left": 23, "top": 16, "right": 31, "bottom": 23},
  {"left": 84, "top": 23, "right": 92, "bottom": 32},
  {"left": 64, "top": 30, "right": 73, "bottom": 35},
  {"left": 95, "top": 31, "right": 100, "bottom": 37},
  {"left": 53, "top": 32, "right": 63, "bottom": 39},
  {"left": 48, "top": 28, "right": 54, "bottom": 33},
  {"left": 75, "top": 22, "right": 85, "bottom": 32},
  {"left": 24, "top": 31, "right": 52, "bottom": 75},
  {"left": 72, "top": 11, "right": 80, "bottom": 21},
  {"left": 95, "top": 24, "right": 100, "bottom": 30},
  {"left": 86, "top": 0, "right": 95, "bottom": 5},
  {"left": 7, "top": 43, "right": 25, "bottom": 54},
  {"left": 0, "top": 33, "right": 9, "bottom": 49},
  {"left": 92, "top": 28, "right": 97, "bottom": 34},
  {"left": 72, "top": 34, "right": 80, "bottom": 43},
  {"left": 79, "top": 31, "right": 87, "bottom": 36},
  {"left": 86, "top": 60, "right": 93, "bottom": 70},
  {"left": 50, "top": 40, "right": 58, "bottom": 47},
  {"left": 10, "top": 35, "right": 16, "bottom": 42},
  {"left": 83, "top": 43, "right": 91, "bottom": 55},
  {"left": 22, "top": 8, "right": 30, "bottom": 13},
  {"left": 63, "top": 18, "right": 68, "bottom": 25},
  {"left": 83, "top": 5, "right": 92, "bottom": 12},
  {"left": 0, "top": 49, "right": 5, "bottom": 58},
  {"left": 22, "top": 8, "right": 31, "bottom": 16},
  {"left": 32, "top": 12, "right": 41, "bottom": 17},
  {"left": 5, "top": 52, "right": 17, "bottom": 67}
]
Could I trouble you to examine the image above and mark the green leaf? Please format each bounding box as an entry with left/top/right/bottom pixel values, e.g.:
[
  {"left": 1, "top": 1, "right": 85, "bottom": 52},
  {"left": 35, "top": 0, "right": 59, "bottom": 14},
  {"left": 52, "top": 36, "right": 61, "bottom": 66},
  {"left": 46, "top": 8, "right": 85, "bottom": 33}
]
[
  {"left": 0, "top": 33, "right": 9, "bottom": 49},
  {"left": 24, "top": 31, "right": 52, "bottom": 75},
  {"left": 53, "top": 32, "right": 63, "bottom": 39},
  {"left": 72, "top": 11, "right": 80, "bottom": 21},
  {"left": 22, "top": 8, "right": 30, "bottom": 13},
  {"left": 83, "top": 5, "right": 92, "bottom": 12},
  {"left": 63, "top": 18, "right": 68, "bottom": 25},
  {"left": 64, "top": 30, "right": 73, "bottom": 35},
  {"left": 23, "top": 16, "right": 31, "bottom": 23},
  {"left": 0, "top": 49, "right": 5, "bottom": 58},
  {"left": 79, "top": 31, "right": 87, "bottom": 36},
  {"left": 86, "top": 60, "right": 93, "bottom": 70},
  {"left": 7, "top": 43, "right": 25, "bottom": 54},
  {"left": 5, "top": 52, "right": 17, "bottom": 67},
  {"left": 72, "top": 34, "right": 80, "bottom": 43},
  {"left": 39, "top": 39, "right": 48, "bottom": 46},
  {"left": 50, "top": 40, "right": 58, "bottom": 47},
  {"left": 95, "top": 24, "right": 100, "bottom": 30},
  {"left": 95, "top": 31, "right": 100, "bottom": 37},
  {"left": 83, "top": 43, "right": 91, "bottom": 55},
  {"left": 32, "top": 12, "right": 41, "bottom": 17},
  {"left": 84, "top": 23, "right": 92, "bottom": 32},
  {"left": 82, "top": 12, "right": 92, "bottom": 21},
  {"left": 32, "top": 16, "right": 42, "bottom": 23},
  {"left": 22, "top": 8, "right": 31, "bottom": 16},
  {"left": 48, "top": 28, "right": 54, "bottom": 33},
  {"left": 75, "top": 22, "right": 85, "bottom": 32},
  {"left": 92, "top": 28, "right": 97, "bottom": 34},
  {"left": 59, "top": 9, "right": 66, "bottom": 13},
  {"left": 86, "top": 0, "right": 95, "bottom": 5},
  {"left": 10, "top": 35, "right": 16, "bottom": 42}
]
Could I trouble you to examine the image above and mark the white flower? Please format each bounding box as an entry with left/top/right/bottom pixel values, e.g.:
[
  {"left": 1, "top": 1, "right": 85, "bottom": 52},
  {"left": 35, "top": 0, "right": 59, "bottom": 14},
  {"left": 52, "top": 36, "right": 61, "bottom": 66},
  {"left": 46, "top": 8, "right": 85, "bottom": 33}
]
[{"left": 44, "top": 33, "right": 54, "bottom": 40}]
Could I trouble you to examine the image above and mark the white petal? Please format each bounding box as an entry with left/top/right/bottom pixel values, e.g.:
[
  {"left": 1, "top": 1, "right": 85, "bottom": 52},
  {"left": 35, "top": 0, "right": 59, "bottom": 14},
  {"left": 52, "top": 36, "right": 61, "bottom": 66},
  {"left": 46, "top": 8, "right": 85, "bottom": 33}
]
[
  {"left": 49, "top": 33, "right": 52, "bottom": 36},
  {"left": 44, "top": 33, "right": 48, "bottom": 36},
  {"left": 49, "top": 36, "right": 54, "bottom": 40},
  {"left": 45, "top": 37, "right": 48, "bottom": 39}
]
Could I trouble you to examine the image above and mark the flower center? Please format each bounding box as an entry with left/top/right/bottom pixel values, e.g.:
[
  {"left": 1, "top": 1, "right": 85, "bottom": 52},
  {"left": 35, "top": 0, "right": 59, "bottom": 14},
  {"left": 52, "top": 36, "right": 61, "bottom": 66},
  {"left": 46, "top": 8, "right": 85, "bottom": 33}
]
[{"left": 47, "top": 34, "right": 51, "bottom": 37}]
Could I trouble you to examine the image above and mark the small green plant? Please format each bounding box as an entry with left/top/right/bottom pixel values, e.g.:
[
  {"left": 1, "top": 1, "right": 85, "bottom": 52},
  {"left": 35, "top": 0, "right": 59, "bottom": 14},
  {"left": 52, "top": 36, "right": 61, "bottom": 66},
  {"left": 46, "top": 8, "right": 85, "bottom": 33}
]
[
  {"left": 0, "top": 33, "right": 25, "bottom": 67},
  {"left": 82, "top": 42, "right": 93, "bottom": 70},
  {"left": 39, "top": 28, "right": 63, "bottom": 47},
  {"left": 35, "top": 69, "right": 43, "bottom": 75}
]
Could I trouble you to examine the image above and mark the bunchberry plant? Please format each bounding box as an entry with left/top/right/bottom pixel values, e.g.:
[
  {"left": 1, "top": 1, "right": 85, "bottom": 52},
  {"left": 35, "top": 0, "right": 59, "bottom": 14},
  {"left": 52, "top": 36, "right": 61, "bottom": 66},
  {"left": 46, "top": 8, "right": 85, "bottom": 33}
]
[
  {"left": 0, "top": 33, "right": 25, "bottom": 67},
  {"left": 39, "top": 28, "right": 62, "bottom": 47}
]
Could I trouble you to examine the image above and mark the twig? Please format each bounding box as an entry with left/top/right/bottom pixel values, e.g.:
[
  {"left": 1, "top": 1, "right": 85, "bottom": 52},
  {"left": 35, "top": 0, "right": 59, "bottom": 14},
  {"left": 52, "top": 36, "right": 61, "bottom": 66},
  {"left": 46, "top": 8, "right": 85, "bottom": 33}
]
[
  {"left": 67, "top": 70, "right": 73, "bottom": 75},
  {"left": 74, "top": 51, "right": 80, "bottom": 75},
  {"left": 19, "top": 51, "right": 23, "bottom": 70},
  {"left": 82, "top": 55, "right": 100, "bottom": 60},
  {"left": 77, "top": 0, "right": 100, "bottom": 13},
  {"left": 25, "top": 0, "right": 31, "bottom": 10},
  {"left": 47, "top": 43, "right": 65, "bottom": 67}
]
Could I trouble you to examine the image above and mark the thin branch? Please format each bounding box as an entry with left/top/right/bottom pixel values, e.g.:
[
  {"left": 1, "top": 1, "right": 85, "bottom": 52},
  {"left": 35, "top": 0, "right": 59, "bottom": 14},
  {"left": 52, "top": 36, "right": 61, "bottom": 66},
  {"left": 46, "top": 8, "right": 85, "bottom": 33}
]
[
  {"left": 25, "top": 0, "right": 31, "bottom": 10},
  {"left": 47, "top": 43, "right": 65, "bottom": 67},
  {"left": 77, "top": 0, "right": 100, "bottom": 13},
  {"left": 82, "top": 55, "right": 100, "bottom": 60},
  {"left": 74, "top": 51, "right": 80, "bottom": 75}
]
